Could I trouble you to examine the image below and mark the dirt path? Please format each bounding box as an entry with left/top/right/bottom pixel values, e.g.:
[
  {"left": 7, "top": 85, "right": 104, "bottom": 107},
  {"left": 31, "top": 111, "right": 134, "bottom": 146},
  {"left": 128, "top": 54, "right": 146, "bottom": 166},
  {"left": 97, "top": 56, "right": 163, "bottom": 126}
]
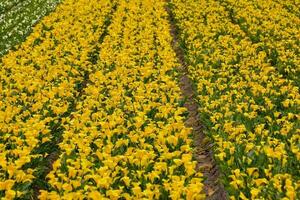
[{"left": 165, "top": 3, "right": 228, "bottom": 200}]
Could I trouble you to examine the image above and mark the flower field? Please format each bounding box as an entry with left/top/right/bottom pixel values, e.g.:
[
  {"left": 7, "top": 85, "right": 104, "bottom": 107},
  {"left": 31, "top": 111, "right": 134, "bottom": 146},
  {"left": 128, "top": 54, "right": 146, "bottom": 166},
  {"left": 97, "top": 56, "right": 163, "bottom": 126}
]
[
  {"left": 171, "top": 0, "right": 299, "bottom": 199},
  {"left": 0, "top": 0, "right": 299, "bottom": 199}
]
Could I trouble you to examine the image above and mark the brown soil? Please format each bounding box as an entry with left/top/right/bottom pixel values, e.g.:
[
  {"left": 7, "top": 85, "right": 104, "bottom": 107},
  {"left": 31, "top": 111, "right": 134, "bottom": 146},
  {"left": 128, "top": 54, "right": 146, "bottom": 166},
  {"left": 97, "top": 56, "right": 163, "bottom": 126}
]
[{"left": 165, "top": 3, "right": 228, "bottom": 200}]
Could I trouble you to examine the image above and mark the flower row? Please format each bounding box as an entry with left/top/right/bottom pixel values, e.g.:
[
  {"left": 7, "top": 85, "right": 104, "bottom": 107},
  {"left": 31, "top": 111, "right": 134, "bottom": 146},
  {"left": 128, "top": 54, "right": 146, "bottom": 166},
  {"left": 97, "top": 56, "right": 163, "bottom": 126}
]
[
  {"left": 171, "top": 0, "right": 300, "bottom": 199},
  {"left": 218, "top": 0, "right": 300, "bottom": 86},
  {"left": 0, "top": 0, "right": 115, "bottom": 198},
  {"left": 40, "top": 0, "right": 204, "bottom": 199}
]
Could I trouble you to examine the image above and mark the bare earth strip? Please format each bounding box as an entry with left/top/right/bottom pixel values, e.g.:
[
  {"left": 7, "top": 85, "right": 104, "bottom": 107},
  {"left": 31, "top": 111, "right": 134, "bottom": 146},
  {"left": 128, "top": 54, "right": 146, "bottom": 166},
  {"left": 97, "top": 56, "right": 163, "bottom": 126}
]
[{"left": 165, "top": 3, "right": 228, "bottom": 200}]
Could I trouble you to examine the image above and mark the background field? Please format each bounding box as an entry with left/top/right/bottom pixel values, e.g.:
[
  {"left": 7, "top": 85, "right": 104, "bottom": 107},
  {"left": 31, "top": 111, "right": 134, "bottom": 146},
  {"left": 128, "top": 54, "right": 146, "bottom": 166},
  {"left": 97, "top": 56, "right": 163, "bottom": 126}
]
[{"left": 0, "top": 0, "right": 299, "bottom": 199}]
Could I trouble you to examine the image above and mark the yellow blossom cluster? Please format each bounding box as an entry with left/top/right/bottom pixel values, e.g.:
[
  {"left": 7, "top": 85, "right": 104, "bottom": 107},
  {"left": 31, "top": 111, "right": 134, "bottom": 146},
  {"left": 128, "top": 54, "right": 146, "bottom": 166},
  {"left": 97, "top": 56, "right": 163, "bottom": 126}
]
[
  {"left": 0, "top": 0, "right": 115, "bottom": 198},
  {"left": 219, "top": 0, "right": 300, "bottom": 85},
  {"left": 39, "top": 0, "right": 205, "bottom": 199},
  {"left": 37, "top": 0, "right": 205, "bottom": 199},
  {"left": 171, "top": 0, "right": 299, "bottom": 199},
  {"left": 275, "top": 0, "right": 299, "bottom": 16},
  {"left": 1, "top": 0, "right": 205, "bottom": 199}
]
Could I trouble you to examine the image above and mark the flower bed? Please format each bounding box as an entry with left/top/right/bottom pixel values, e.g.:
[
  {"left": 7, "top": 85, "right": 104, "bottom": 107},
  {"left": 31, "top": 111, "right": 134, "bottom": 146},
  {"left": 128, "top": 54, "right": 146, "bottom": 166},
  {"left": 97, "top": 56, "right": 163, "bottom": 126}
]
[{"left": 171, "top": 0, "right": 300, "bottom": 199}]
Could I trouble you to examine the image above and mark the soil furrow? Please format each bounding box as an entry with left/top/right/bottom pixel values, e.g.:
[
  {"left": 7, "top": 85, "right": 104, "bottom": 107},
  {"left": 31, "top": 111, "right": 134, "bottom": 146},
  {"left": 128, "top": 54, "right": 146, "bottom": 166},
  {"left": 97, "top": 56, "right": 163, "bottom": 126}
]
[{"left": 165, "top": 3, "right": 228, "bottom": 200}]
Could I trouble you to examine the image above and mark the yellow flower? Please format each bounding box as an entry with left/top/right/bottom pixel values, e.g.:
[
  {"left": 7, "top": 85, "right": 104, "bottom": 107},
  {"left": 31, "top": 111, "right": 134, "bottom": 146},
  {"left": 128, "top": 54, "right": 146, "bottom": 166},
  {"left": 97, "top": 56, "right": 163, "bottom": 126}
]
[
  {"left": 88, "top": 191, "right": 103, "bottom": 199},
  {"left": 216, "top": 152, "right": 226, "bottom": 161},
  {"left": 0, "top": 180, "right": 15, "bottom": 190},
  {"left": 121, "top": 176, "right": 131, "bottom": 187},
  {"left": 239, "top": 192, "right": 248, "bottom": 200},
  {"left": 285, "top": 179, "right": 296, "bottom": 200},
  {"left": 5, "top": 190, "right": 16, "bottom": 200},
  {"left": 250, "top": 188, "right": 260, "bottom": 199},
  {"left": 254, "top": 178, "right": 268, "bottom": 186},
  {"left": 62, "top": 183, "right": 72, "bottom": 192}
]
